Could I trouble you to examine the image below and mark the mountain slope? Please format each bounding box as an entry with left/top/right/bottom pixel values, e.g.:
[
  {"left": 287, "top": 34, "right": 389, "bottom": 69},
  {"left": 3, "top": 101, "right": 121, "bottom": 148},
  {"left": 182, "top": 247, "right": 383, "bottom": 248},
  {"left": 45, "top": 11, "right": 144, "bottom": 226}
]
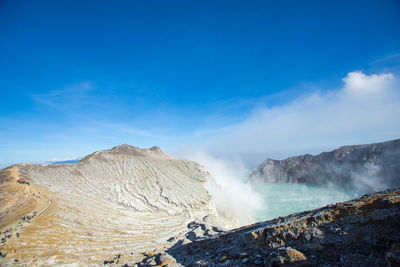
[
  {"left": 250, "top": 138, "right": 400, "bottom": 191},
  {"left": 0, "top": 145, "right": 224, "bottom": 266}
]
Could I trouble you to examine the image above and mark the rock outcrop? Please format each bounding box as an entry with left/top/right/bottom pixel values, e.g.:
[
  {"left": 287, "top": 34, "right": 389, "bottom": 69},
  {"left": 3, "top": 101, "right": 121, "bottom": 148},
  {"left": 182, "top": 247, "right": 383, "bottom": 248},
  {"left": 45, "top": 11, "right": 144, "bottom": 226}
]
[
  {"left": 250, "top": 138, "right": 400, "bottom": 191},
  {"left": 0, "top": 145, "right": 225, "bottom": 266},
  {"left": 164, "top": 187, "right": 400, "bottom": 266}
]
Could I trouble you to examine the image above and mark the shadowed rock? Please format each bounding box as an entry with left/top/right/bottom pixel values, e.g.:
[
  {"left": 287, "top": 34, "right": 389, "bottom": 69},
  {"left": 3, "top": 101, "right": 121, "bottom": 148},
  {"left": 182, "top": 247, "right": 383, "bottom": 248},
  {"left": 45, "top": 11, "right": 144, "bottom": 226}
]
[{"left": 166, "top": 187, "right": 400, "bottom": 266}]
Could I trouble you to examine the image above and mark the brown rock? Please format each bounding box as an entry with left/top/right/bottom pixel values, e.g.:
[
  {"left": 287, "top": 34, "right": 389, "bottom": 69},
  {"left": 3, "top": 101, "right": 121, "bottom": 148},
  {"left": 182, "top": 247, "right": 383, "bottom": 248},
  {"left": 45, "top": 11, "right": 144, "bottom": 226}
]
[
  {"left": 284, "top": 247, "right": 307, "bottom": 262},
  {"left": 158, "top": 253, "right": 177, "bottom": 266},
  {"left": 243, "top": 229, "right": 266, "bottom": 248},
  {"left": 266, "top": 247, "right": 307, "bottom": 266},
  {"left": 218, "top": 255, "right": 227, "bottom": 262}
]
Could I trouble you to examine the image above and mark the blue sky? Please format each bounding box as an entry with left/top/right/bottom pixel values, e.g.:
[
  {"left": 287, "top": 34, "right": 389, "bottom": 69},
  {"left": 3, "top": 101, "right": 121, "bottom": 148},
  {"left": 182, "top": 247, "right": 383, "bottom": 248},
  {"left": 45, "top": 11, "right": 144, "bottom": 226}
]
[{"left": 1, "top": 0, "right": 400, "bottom": 168}]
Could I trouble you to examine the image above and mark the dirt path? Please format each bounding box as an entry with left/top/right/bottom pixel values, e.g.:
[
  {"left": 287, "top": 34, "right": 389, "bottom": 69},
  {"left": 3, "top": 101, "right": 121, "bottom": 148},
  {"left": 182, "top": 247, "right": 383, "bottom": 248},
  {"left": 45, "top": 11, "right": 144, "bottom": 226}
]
[
  {"left": 0, "top": 172, "right": 53, "bottom": 260},
  {"left": 36, "top": 198, "right": 52, "bottom": 218}
]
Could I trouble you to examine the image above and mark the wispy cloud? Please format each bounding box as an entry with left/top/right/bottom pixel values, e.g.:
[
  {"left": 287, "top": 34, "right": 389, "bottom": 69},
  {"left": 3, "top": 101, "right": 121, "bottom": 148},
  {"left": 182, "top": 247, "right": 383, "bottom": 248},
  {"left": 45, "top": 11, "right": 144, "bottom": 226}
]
[
  {"left": 107, "top": 123, "right": 154, "bottom": 137},
  {"left": 82, "top": 122, "right": 155, "bottom": 138},
  {"left": 367, "top": 53, "right": 400, "bottom": 67},
  {"left": 31, "top": 82, "right": 94, "bottom": 110}
]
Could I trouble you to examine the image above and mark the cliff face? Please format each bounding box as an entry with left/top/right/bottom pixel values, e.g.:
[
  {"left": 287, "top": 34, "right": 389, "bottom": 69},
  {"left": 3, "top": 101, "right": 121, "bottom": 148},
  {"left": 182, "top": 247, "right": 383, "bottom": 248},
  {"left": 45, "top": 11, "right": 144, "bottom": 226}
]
[
  {"left": 161, "top": 187, "right": 400, "bottom": 267},
  {"left": 0, "top": 145, "right": 225, "bottom": 266},
  {"left": 250, "top": 138, "right": 400, "bottom": 191}
]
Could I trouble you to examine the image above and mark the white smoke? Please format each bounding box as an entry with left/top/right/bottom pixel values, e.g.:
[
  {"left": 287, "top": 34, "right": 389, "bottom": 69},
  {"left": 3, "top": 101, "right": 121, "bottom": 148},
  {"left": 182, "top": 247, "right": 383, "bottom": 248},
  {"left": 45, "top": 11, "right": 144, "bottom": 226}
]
[
  {"left": 349, "top": 162, "right": 389, "bottom": 193},
  {"left": 177, "top": 71, "right": 400, "bottom": 226},
  {"left": 186, "top": 151, "right": 264, "bottom": 226}
]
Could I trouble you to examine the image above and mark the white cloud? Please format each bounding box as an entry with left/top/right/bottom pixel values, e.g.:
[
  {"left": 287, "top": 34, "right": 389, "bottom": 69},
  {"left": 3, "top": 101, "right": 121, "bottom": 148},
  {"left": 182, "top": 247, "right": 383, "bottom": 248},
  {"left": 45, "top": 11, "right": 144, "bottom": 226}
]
[
  {"left": 192, "top": 71, "right": 400, "bottom": 165},
  {"left": 343, "top": 71, "right": 394, "bottom": 96}
]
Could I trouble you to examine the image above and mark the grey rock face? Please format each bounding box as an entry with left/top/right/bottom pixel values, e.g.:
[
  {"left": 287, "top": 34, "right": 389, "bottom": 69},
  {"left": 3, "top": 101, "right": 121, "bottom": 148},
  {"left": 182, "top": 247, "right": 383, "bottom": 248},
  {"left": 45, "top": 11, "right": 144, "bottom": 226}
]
[{"left": 250, "top": 138, "right": 400, "bottom": 191}]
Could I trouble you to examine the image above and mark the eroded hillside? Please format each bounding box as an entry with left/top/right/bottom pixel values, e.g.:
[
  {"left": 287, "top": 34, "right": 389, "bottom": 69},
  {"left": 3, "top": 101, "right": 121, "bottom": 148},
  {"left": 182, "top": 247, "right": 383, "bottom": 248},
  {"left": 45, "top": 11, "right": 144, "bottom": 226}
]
[{"left": 0, "top": 145, "right": 225, "bottom": 266}]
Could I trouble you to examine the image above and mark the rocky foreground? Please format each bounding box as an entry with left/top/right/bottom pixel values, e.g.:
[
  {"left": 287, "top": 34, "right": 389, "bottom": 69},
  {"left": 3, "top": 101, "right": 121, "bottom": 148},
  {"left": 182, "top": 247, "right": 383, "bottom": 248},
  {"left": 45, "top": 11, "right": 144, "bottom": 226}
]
[
  {"left": 142, "top": 187, "right": 400, "bottom": 267},
  {"left": 250, "top": 138, "right": 400, "bottom": 192}
]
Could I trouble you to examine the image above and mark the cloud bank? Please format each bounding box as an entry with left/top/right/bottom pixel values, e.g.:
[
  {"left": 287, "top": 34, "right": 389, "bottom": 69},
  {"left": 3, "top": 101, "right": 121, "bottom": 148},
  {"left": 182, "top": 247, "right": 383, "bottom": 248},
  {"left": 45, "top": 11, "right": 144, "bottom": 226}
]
[{"left": 201, "top": 71, "right": 400, "bottom": 165}]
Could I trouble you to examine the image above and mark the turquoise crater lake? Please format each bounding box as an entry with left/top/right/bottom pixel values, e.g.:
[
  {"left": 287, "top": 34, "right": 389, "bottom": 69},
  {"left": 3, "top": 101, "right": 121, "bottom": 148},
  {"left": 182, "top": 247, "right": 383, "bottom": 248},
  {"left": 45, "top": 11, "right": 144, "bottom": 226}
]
[{"left": 252, "top": 183, "right": 361, "bottom": 221}]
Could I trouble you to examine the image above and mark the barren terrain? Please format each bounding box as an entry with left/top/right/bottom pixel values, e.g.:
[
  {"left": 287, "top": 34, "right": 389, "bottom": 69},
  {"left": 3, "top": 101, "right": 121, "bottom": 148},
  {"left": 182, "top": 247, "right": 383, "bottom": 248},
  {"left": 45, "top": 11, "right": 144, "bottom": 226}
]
[{"left": 0, "top": 145, "right": 224, "bottom": 266}]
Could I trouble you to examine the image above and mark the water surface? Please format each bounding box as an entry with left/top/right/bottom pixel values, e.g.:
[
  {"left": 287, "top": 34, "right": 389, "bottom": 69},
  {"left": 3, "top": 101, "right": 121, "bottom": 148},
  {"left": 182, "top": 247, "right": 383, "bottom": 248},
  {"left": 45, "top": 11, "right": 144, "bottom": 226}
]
[{"left": 253, "top": 183, "right": 360, "bottom": 221}]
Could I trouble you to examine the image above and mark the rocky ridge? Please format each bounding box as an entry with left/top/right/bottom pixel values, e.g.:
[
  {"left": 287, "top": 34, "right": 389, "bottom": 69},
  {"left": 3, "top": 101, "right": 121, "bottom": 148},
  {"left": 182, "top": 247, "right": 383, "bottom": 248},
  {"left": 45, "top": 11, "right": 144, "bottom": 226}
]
[
  {"left": 158, "top": 187, "right": 400, "bottom": 266},
  {"left": 250, "top": 138, "right": 400, "bottom": 191}
]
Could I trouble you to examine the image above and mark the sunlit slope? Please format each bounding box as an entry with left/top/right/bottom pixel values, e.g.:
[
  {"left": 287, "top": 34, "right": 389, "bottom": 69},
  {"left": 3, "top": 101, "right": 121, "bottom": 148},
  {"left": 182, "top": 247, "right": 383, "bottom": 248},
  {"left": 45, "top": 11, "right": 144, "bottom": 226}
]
[
  {"left": 0, "top": 145, "right": 221, "bottom": 266},
  {"left": 20, "top": 146, "right": 214, "bottom": 214}
]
